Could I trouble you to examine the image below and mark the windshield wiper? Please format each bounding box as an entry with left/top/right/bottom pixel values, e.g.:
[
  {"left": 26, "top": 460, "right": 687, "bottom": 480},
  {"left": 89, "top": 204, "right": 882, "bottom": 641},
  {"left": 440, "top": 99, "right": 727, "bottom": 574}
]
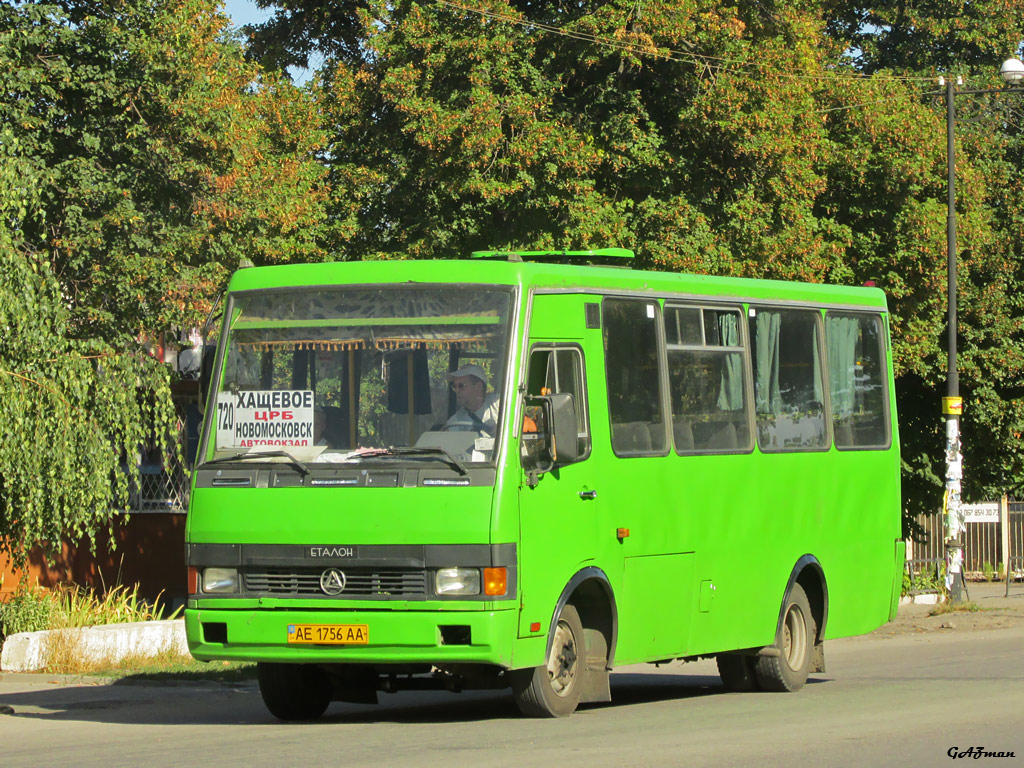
[
  {"left": 354, "top": 447, "right": 469, "bottom": 476},
  {"left": 201, "top": 450, "right": 310, "bottom": 476}
]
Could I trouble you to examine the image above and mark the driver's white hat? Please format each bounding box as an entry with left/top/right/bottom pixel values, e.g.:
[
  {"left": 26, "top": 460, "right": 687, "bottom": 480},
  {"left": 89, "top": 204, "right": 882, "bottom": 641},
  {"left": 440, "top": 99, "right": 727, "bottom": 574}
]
[{"left": 446, "top": 364, "right": 487, "bottom": 384}]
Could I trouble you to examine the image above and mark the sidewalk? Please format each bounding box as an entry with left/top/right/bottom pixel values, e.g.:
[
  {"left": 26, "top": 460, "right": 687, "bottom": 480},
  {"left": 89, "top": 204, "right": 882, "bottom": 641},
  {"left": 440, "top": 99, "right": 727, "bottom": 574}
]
[
  {"left": 878, "top": 578, "right": 1024, "bottom": 637},
  {"left": 961, "top": 578, "right": 1024, "bottom": 610}
]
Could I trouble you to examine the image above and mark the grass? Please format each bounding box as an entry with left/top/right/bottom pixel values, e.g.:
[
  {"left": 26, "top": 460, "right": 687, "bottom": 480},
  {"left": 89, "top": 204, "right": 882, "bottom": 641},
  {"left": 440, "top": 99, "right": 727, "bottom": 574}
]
[
  {"left": 928, "top": 600, "right": 985, "bottom": 616},
  {"left": 1, "top": 577, "right": 179, "bottom": 640},
  {"left": 1, "top": 577, "right": 210, "bottom": 678},
  {"left": 15, "top": 644, "right": 257, "bottom": 683}
]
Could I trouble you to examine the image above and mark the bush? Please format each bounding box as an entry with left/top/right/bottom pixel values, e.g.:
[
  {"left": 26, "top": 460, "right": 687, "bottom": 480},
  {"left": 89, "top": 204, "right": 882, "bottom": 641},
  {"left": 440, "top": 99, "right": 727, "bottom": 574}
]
[
  {"left": 902, "top": 561, "right": 946, "bottom": 596},
  {"left": 0, "top": 579, "right": 55, "bottom": 640},
  {"left": 0, "top": 578, "right": 178, "bottom": 643}
]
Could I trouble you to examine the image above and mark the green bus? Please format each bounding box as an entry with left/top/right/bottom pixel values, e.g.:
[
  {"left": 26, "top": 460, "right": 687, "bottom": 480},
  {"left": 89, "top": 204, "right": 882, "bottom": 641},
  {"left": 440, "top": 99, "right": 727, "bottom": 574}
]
[{"left": 185, "top": 250, "right": 903, "bottom": 719}]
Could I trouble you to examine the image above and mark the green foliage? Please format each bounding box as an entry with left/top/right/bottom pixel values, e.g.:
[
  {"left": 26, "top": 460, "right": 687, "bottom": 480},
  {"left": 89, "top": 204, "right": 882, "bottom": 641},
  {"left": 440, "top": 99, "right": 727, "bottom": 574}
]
[
  {"left": 0, "top": 579, "right": 175, "bottom": 641},
  {"left": 0, "top": 580, "right": 55, "bottom": 638},
  {"left": 0, "top": 1, "right": 328, "bottom": 564},
  {"left": 49, "top": 583, "right": 180, "bottom": 629},
  {"left": 1, "top": 0, "right": 329, "bottom": 338},
  {"left": 902, "top": 563, "right": 945, "bottom": 597}
]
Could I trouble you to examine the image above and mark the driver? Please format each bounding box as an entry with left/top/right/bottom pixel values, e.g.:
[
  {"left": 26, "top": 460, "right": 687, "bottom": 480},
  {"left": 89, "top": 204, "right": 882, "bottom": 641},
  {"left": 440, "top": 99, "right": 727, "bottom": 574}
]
[{"left": 445, "top": 364, "right": 499, "bottom": 436}]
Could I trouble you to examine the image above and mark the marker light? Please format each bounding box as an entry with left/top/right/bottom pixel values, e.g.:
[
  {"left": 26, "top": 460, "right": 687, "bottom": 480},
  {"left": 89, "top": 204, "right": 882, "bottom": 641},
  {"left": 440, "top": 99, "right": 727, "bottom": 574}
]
[{"left": 483, "top": 567, "right": 508, "bottom": 596}]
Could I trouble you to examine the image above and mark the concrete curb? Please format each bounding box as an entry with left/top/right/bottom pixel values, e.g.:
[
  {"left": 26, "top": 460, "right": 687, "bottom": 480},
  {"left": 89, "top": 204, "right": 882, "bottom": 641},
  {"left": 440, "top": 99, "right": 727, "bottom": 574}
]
[
  {"left": 899, "top": 593, "right": 945, "bottom": 606},
  {"left": 0, "top": 619, "right": 187, "bottom": 672}
]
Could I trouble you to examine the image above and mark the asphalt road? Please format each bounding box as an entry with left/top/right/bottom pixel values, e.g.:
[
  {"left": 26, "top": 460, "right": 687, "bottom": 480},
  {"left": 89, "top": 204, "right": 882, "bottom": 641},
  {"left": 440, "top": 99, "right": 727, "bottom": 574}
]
[{"left": 1, "top": 620, "right": 1022, "bottom": 767}]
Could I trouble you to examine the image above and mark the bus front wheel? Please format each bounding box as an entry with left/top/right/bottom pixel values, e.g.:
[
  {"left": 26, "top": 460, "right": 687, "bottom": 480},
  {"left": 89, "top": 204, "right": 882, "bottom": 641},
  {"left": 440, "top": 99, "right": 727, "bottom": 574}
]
[
  {"left": 257, "top": 662, "right": 331, "bottom": 721},
  {"left": 511, "top": 603, "right": 584, "bottom": 717},
  {"left": 755, "top": 583, "right": 815, "bottom": 692}
]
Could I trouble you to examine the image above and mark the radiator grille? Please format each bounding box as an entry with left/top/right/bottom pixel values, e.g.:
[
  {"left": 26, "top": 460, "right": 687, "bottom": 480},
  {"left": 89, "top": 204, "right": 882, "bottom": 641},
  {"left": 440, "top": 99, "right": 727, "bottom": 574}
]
[{"left": 243, "top": 568, "right": 427, "bottom": 598}]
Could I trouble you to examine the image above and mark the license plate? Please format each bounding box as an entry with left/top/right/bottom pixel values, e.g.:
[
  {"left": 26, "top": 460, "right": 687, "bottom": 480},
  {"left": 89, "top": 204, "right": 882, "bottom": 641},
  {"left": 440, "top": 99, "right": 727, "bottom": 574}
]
[{"left": 287, "top": 624, "right": 369, "bottom": 645}]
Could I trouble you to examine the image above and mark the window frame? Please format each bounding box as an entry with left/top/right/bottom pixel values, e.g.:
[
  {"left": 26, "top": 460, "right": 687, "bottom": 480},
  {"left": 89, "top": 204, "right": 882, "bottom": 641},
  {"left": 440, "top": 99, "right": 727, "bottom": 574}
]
[
  {"left": 825, "top": 310, "right": 893, "bottom": 452},
  {"left": 602, "top": 296, "right": 671, "bottom": 458},
  {"left": 748, "top": 304, "right": 832, "bottom": 454},
  {"left": 663, "top": 302, "right": 755, "bottom": 455},
  {"left": 524, "top": 343, "right": 593, "bottom": 465}
]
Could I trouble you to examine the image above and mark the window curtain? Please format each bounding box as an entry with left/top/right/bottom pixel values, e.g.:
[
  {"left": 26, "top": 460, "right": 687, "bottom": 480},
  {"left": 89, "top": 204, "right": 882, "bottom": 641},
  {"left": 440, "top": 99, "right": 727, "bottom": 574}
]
[
  {"left": 716, "top": 313, "right": 744, "bottom": 411},
  {"left": 826, "top": 316, "right": 859, "bottom": 417},
  {"left": 755, "top": 311, "right": 782, "bottom": 415}
]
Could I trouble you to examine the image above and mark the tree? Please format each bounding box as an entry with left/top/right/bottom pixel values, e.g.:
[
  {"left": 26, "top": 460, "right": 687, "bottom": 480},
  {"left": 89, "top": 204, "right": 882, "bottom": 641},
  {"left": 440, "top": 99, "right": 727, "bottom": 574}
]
[
  {"left": 819, "top": 5, "right": 1024, "bottom": 518},
  {"left": 247, "top": 0, "right": 1024, "bottom": 522},
  {"left": 0, "top": 0, "right": 328, "bottom": 563}
]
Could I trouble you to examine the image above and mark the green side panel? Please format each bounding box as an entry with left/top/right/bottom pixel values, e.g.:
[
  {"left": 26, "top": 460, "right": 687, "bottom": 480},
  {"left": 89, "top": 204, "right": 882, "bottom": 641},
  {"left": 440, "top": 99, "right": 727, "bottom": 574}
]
[{"left": 616, "top": 554, "right": 695, "bottom": 661}]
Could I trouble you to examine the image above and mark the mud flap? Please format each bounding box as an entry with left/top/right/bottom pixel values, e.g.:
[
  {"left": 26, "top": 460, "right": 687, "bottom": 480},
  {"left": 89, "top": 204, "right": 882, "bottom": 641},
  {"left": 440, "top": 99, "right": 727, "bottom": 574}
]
[
  {"left": 579, "top": 626, "right": 612, "bottom": 703},
  {"left": 811, "top": 641, "right": 826, "bottom": 673},
  {"left": 580, "top": 666, "right": 611, "bottom": 703}
]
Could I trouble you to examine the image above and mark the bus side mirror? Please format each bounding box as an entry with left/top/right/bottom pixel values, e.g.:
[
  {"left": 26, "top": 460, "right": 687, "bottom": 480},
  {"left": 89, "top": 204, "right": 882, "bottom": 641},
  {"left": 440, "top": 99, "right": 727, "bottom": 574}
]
[
  {"left": 522, "top": 392, "right": 577, "bottom": 481},
  {"left": 547, "top": 392, "right": 578, "bottom": 466}
]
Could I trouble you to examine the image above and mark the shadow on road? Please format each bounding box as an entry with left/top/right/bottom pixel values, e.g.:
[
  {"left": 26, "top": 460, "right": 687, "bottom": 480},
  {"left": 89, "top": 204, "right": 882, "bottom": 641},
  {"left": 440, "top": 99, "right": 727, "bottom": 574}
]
[{"left": 0, "top": 668, "right": 820, "bottom": 726}]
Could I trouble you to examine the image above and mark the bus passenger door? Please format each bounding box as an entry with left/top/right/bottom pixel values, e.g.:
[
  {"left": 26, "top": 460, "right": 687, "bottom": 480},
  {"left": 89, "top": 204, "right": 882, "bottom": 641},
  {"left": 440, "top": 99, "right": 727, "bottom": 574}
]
[{"left": 517, "top": 343, "right": 609, "bottom": 640}]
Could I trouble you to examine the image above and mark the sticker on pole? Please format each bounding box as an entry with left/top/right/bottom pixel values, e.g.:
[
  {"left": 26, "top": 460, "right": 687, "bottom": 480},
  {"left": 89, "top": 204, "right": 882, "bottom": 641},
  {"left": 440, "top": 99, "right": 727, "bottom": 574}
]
[
  {"left": 942, "top": 396, "right": 963, "bottom": 415},
  {"left": 216, "top": 390, "right": 315, "bottom": 450}
]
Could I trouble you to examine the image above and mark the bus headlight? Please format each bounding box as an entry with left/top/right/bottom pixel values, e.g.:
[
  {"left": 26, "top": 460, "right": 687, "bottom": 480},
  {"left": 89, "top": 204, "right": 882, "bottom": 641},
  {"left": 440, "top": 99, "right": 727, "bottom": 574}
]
[
  {"left": 435, "top": 567, "right": 481, "bottom": 596},
  {"left": 202, "top": 567, "right": 239, "bottom": 594}
]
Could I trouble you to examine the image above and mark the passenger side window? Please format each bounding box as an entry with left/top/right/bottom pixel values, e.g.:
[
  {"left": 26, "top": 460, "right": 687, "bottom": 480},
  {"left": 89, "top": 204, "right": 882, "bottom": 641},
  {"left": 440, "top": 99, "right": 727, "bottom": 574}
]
[
  {"left": 525, "top": 346, "right": 591, "bottom": 460},
  {"left": 826, "top": 313, "right": 889, "bottom": 449},
  {"left": 664, "top": 305, "right": 751, "bottom": 453},
  {"left": 749, "top": 308, "right": 827, "bottom": 451},
  {"left": 603, "top": 298, "right": 667, "bottom": 456}
]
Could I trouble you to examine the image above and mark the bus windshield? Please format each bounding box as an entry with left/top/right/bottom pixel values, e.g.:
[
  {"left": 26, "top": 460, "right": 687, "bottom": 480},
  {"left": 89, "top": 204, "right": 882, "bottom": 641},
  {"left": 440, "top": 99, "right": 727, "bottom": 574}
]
[{"left": 207, "top": 286, "right": 513, "bottom": 466}]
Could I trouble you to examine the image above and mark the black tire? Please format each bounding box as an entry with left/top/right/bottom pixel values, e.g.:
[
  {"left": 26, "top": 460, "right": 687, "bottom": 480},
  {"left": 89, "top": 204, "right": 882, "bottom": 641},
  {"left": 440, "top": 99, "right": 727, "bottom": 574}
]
[
  {"left": 257, "top": 662, "right": 332, "bottom": 721},
  {"left": 755, "top": 583, "right": 816, "bottom": 692},
  {"left": 511, "top": 603, "right": 584, "bottom": 717},
  {"left": 716, "top": 653, "right": 760, "bottom": 691}
]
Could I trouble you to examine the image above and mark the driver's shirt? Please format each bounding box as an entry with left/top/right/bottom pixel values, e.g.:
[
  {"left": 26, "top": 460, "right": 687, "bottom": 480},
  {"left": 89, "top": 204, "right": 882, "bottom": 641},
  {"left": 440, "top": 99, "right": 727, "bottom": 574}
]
[{"left": 445, "top": 393, "right": 500, "bottom": 435}]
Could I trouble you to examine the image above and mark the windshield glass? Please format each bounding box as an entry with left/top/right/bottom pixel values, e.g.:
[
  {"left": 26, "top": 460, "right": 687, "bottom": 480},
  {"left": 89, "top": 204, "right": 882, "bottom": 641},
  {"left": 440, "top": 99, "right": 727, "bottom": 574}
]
[{"left": 207, "top": 286, "right": 513, "bottom": 466}]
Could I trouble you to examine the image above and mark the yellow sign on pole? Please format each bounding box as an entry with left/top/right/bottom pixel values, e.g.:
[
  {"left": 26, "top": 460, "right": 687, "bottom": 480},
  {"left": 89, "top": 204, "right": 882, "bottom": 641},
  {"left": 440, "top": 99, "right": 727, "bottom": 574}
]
[{"left": 942, "top": 397, "right": 963, "bottom": 415}]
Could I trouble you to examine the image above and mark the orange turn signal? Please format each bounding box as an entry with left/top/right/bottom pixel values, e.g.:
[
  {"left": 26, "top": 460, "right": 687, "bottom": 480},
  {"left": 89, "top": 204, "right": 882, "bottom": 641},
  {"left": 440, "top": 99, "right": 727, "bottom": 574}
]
[
  {"left": 187, "top": 566, "right": 199, "bottom": 594},
  {"left": 483, "top": 567, "right": 507, "bottom": 596}
]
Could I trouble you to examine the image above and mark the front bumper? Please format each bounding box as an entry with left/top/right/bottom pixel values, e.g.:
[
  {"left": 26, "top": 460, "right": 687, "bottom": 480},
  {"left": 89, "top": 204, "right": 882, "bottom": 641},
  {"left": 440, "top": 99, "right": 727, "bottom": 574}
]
[{"left": 185, "top": 606, "right": 518, "bottom": 667}]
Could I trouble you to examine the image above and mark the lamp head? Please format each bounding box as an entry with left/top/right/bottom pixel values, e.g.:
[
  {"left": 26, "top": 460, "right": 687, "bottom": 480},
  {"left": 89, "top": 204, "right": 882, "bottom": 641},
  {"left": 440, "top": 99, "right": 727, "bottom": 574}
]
[{"left": 1000, "top": 58, "right": 1024, "bottom": 85}]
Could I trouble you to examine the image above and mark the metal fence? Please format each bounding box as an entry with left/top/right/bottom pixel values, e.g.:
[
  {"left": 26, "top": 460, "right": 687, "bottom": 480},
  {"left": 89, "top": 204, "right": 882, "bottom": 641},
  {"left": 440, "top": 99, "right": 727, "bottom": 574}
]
[
  {"left": 128, "top": 460, "right": 189, "bottom": 512},
  {"left": 126, "top": 399, "right": 199, "bottom": 514},
  {"left": 908, "top": 498, "right": 1024, "bottom": 583}
]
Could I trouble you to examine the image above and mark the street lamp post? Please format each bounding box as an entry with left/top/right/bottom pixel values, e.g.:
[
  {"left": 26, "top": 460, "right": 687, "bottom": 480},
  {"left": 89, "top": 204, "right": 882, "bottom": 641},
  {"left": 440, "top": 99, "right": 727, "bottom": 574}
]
[{"left": 941, "top": 58, "right": 1024, "bottom": 604}]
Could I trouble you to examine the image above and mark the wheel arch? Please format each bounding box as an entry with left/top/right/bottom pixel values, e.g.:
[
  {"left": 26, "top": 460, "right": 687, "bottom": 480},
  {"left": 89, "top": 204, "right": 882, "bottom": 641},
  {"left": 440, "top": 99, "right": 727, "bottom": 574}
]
[
  {"left": 779, "top": 555, "right": 828, "bottom": 642},
  {"left": 549, "top": 566, "right": 618, "bottom": 668}
]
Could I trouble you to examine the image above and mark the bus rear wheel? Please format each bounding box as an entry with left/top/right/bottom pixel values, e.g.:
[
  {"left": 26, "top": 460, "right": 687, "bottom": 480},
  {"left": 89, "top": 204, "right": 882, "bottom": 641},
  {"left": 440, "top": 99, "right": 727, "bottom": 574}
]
[
  {"left": 755, "top": 583, "right": 815, "bottom": 692},
  {"left": 511, "top": 603, "right": 584, "bottom": 717},
  {"left": 257, "top": 662, "right": 331, "bottom": 721}
]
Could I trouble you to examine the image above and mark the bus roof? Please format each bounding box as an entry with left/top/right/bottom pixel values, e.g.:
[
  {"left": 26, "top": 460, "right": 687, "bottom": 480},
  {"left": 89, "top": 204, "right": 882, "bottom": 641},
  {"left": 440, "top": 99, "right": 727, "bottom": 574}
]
[{"left": 226, "top": 259, "right": 888, "bottom": 311}]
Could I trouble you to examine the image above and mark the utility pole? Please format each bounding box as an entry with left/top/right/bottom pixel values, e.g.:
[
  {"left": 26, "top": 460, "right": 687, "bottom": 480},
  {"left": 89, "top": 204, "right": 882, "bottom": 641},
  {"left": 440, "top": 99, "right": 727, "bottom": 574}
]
[
  {"left": 940, "top": 58, "right": 1024, "bottom": 603},
  {"left": 942, "top": 76, "right": 965, "bottom": 604}
]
